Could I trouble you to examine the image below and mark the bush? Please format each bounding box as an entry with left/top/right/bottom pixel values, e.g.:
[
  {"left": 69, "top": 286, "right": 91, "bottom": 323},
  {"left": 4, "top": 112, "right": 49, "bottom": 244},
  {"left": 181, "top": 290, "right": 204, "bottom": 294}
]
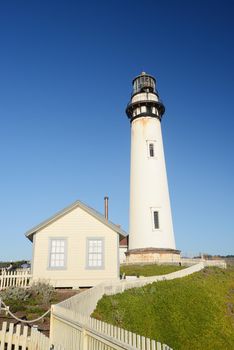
[
  {"left": 30, "top": 280, "right": 54, "bottom": 306},
  {"left": 0, "top": 286, "right": 31, "bottom": 302}
]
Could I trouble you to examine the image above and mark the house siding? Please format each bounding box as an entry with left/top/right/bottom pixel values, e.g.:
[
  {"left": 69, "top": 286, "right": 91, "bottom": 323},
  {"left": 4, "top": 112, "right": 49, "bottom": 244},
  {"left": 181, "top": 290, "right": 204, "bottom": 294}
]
[
  {"left": 119, "top": 246, "right": 128, "bottom": 263},
  {"left": 32, "top": 206, "right": 119, "bottom": 287}
]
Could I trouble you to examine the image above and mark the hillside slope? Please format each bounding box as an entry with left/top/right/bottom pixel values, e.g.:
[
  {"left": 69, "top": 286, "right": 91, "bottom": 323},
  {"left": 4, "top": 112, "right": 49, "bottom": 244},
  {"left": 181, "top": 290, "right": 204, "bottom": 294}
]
[{"left": 92, "top": 267, "right": 234, "bottom": 350}]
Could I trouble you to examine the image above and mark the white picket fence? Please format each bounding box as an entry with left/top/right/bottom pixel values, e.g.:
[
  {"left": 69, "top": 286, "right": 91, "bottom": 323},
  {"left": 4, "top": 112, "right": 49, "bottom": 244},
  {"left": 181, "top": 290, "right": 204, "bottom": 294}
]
[
  {"left": 51, "top": 305, "right": 172, "bottom": 350},
  {"left": 49, "top": 264, "right": 205, "bottom": 350},
  {"left": 57, "top": 262, "right": 205, "bottom": 316},
  {"left": 0, "top": 321, "right": 64, "bottom": 349},
  {"left": 0, "top": 269, "right": 32, "bottom": 290},
  {"left": 0, "top": 263, "right": 208, "bottom": 349}
]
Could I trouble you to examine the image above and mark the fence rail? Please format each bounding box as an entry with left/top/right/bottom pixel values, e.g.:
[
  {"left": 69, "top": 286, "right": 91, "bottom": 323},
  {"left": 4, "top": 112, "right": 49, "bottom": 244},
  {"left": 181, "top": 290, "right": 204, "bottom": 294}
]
[{"left": 0, "top": 269, "right": 32, "bottom": 290}]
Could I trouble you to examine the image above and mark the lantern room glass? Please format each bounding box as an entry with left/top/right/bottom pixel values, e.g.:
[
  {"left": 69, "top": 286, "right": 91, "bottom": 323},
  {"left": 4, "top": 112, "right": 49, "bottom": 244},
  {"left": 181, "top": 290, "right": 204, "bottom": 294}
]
[{"left": 133, "top": 75, "right": 155, "bottom": 94}]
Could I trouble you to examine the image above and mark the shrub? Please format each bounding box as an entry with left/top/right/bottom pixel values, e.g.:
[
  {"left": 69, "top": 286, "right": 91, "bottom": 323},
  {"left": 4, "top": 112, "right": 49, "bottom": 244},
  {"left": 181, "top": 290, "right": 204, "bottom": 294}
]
[
  {"left": 0, "top": 286, "right": 31, "bottom": 302},
  {"left": 30, "top": 280, "right": 54, "bottom": 306}
]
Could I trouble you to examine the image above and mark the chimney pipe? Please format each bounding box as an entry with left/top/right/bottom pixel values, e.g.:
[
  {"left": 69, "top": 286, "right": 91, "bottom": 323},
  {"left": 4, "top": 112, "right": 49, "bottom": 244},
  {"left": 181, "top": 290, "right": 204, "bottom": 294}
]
[{"left": 104, "top": 196, "right": 109, "bottom": 220}]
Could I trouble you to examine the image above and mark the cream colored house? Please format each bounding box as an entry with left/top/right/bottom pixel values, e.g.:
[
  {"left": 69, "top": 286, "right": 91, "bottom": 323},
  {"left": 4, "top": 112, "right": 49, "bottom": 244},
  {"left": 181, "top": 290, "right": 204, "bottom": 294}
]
[{"left": 25, "top": 200, "right": 126, "bottom": 288}]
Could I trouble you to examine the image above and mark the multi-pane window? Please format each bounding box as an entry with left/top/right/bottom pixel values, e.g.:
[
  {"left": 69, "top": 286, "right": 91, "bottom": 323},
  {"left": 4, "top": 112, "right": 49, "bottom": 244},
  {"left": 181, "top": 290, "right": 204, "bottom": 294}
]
[
  {"left": 153, "top": 211, "right": 160, "bottom": 229},
  {"left": 87, "top": 239, "right": 104, "bottom": 268},
  {"left": 49, "top": 239, "right": 66, "bottom": 268}
]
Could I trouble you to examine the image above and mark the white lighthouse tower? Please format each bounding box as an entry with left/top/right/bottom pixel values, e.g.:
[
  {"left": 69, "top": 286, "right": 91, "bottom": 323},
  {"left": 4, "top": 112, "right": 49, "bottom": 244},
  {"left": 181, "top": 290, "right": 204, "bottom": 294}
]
[{"left": 126, "top": 72, "right": 180, "bottom": 263}]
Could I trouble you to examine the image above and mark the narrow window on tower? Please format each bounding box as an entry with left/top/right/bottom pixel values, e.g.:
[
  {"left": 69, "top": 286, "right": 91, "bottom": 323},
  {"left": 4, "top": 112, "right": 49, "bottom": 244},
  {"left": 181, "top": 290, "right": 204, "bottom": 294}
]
[
  {"left": 149, "top": 143, "right": 154, "bottom": 157},
  {"left": 153, "top": 211, "right": 159, "bottom": 229},
  {"left": 147, "top": 140, "right": 156, "bottom": 158}
]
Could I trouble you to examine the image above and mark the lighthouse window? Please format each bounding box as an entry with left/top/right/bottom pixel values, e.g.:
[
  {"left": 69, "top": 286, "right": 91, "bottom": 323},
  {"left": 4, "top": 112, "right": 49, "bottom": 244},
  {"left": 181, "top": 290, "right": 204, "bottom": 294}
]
[
  {"left": 149, "top": 143, "right": 154, "bottom": 157},
  {"left": 153, "top": 211, "right": 160, "bottom": 229},
  {"left": 147, "top": 140, "right": 156, "bottom": 158}
]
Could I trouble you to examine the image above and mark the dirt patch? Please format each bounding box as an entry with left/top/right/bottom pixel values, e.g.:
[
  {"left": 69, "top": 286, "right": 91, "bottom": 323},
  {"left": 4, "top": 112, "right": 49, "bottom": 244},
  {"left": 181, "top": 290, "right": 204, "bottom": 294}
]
[{"left": 0, "top": 288, "right": 85, "bottom": 336}]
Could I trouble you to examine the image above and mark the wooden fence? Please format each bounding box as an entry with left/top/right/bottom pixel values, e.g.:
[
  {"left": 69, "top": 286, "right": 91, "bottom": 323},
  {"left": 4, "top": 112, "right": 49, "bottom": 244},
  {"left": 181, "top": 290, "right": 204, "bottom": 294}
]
[
  {"left": 1, "top": 264, "right": 208, "bottom": 349},
  {"left": 0, "top": 321, "right": 64, "bottom": 349},
  {"left": 58, "top": 262, "right": 205, "bottom": 316},
  {"left": 0, "top": 269, "right": 32, "bottom": 290},
  {"left": 50, "top": 263, "right": 208, "bottom": 350},
  {"left": 51, "top": 306, "right": 172, "bottom": 350}
]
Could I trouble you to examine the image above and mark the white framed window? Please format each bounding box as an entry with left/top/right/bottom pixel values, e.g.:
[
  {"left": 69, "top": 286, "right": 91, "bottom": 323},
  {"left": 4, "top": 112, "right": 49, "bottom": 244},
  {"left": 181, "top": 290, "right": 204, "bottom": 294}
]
[
  {"left": 147, "top": 140, "right": 156, "bottom": 158},
  {"left": 49, "top": 238, "right": 67, "bottom": 269},
  {"left": 151, "top": 208, "right": 160, "bottom": 230},
  {"left": 87, "top": 238, "right": 104, "bottom": 269}
]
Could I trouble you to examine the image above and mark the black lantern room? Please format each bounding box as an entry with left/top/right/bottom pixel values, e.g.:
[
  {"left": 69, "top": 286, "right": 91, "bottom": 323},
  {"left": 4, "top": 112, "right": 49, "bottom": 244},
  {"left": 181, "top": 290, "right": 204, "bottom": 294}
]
[{"left": 126, "top": 72, "right": 165, "bottom": 121}]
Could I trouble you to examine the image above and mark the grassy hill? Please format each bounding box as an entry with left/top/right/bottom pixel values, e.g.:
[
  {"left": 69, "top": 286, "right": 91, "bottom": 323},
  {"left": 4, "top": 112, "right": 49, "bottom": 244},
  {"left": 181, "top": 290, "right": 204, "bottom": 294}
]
[
  {"left": 120, "top": 263, "right": 184, "bottom": 277},
  {"left": 92, "top": 266, "right": 234, "bottom": 350}
]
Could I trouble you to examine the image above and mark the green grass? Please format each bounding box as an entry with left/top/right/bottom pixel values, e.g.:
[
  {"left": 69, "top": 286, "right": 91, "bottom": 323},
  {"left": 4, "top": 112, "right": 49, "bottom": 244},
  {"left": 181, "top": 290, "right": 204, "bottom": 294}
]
[
  {"left": 120, "top": 264, "right": 184, "bottom": 277},
  {"left": 92, "top": 267, "right": 234, "bottom": 350}
]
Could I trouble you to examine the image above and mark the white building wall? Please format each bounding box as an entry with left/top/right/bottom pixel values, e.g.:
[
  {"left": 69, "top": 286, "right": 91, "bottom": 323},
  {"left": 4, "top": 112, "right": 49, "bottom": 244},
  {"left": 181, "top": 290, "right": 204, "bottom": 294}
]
[
  {"left": 119, "top": 246, "right": 128, "bottom": 263},
  {"left": 32, "top": 207, "right": 119, "bottom": 287},
  {"left": 129, "top": 116, "right": 176, "bottom": 250}
]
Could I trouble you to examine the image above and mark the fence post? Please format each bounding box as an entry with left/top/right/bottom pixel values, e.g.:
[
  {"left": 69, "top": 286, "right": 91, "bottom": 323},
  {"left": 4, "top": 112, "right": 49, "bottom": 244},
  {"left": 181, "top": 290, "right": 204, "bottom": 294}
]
[
  {"left": 50, "top": 305, "right": 55, "bottom": 347},
  {"left": 82, "top": 328, "right": 88, "bottom": 350}
]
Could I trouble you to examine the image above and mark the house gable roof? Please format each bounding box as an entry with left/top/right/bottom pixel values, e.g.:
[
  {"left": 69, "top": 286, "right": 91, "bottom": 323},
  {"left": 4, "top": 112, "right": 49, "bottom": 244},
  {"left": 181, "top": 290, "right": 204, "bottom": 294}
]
[{"left": 25, "top": 200, "right": 127, "bottom": 242}]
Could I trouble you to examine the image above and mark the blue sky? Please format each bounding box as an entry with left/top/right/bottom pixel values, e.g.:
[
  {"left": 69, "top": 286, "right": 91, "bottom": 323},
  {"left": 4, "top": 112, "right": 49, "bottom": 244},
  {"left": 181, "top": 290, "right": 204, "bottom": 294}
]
[{"left": 0, "top": 0, "right": 233, "bottom": 260}]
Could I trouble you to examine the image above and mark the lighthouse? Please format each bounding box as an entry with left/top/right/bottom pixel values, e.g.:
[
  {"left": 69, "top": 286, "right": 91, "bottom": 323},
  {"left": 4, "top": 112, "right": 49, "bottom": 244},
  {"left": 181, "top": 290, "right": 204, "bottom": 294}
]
[{"left": 125, "top": 72, "right": 180, "bottom": 263}]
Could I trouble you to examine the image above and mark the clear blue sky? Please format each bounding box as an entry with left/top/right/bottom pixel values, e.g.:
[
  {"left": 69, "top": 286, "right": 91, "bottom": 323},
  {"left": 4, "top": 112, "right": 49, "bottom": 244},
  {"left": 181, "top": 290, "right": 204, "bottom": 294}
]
[{"left": 0, "top": 0, "right": 233, "bottom": 260}]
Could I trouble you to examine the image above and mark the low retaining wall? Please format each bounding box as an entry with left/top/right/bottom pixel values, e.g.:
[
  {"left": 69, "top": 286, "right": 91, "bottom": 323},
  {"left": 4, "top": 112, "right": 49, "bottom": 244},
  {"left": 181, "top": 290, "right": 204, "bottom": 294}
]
[
  {"left": 181, "top": 258, "right": 226, "bottom": 268},
  {"left": 123, "top": 258, "right": 227, "bottom": 269}
]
